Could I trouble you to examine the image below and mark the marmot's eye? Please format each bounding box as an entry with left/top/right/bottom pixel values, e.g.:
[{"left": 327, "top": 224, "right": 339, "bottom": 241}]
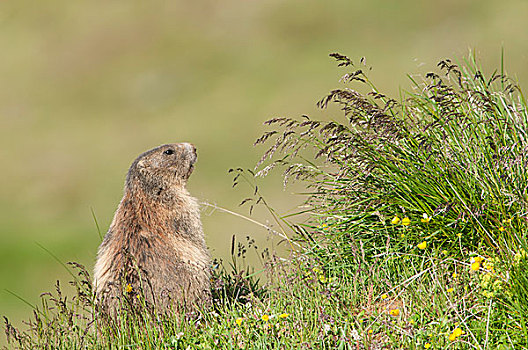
[{"left": 163, "top": 149, "right": 175, "bottom": 155}]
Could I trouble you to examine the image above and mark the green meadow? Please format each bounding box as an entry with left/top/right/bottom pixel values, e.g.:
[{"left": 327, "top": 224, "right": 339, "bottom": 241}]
[
  {"left": 5, "top": 51, "right": 528, "bottom": 349},
  {"left": 2, "top": 1, "right": 528, "bottom": 348}
]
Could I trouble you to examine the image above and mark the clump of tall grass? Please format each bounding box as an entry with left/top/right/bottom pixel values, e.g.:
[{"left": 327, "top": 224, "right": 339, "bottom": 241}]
[
  {"left": 255, "top": 52, "right": 528, "bottom": 347},
  {"left": 257, "top": 52, "right": 528, "bottom": 262}
]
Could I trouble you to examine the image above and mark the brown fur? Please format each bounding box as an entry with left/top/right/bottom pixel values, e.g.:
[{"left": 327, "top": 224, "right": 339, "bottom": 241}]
[{"left": 93, "top": 143, "right": 211, "bottom": 314}]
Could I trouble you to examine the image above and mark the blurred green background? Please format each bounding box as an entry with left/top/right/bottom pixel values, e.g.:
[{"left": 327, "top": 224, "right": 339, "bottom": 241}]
[{"left": 1, "top": 0, "right": 528, "bottom": 337}]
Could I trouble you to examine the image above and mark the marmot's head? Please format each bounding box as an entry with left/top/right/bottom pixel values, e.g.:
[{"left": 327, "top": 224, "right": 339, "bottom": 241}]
[{"left": 126, "top": 143, "right": 197, "bottom": 193}]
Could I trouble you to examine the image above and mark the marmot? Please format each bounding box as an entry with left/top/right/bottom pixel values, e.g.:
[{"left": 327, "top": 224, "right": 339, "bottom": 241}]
[{"left": 93, "top": 143, "right": 211, "bottom": 314}]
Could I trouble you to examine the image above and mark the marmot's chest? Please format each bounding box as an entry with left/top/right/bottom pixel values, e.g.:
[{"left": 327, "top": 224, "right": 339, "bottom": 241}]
[{"left": 133, "top": 226, "right": 207, "bottom": 268}]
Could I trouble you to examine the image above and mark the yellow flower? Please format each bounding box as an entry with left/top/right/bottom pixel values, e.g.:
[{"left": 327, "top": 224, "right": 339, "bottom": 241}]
[
  {"left": 279, "top": 313, "right": 289, "bottom": 319},
  {"left": 125, "top": 284, "right": 133, "bottom": 293},
  {"left": 261, "top": 314, "right": 270, "bottom": 322},
  {"left": 424, "top": 343, "right": 431, "bottom": 349},
  {"left": 457, "top": 232, "right": 462, "bottom": 238},
  {"left": 381, "top": 293, "right": 388, "bottom": 300},
  {"left": 389, "top": 309, "right": 400, "bottom": 317},
  {"left": 452, "top": 272, "right": 457, "bottom": 278},
  {"left": 417, "top": 241, "right": 427, "bottom": 250},
  {"left": 368, "top": 329, "right": 373, "bottom": 334},
  {"left": 391, "top": 216, "right": 401, "bottom": 225},
  {"left": 447, "top": 288, "right": 454, "bottom": 293},
  {"left": 400, "top": 233, "right": 405, "bottom": 238},
  {"left": 482, "top": 290, "right": 495, "bottom": 298},
  {"left": 235, "top": 317, "right": 244, "bottom": 326},
  {"left": 471, "top": 262, "right": 480, "bottom": 271},
  {"left": 515, "top": 249, "right": 527, "bottom": 263},
  {"left": 452, "top": 328, "right": 463, "bottom": 337},
  {"left": 499, "top": 226, "right": 505, "bottom": 232},
  {"left": 483, "top": 260, "right": 495, "bottom": 271},
  {"left": 448, "top": 327, "right": 464, "bottom": 340},
  {"left": 473, "top": 256, "right": 483, "bottom": 263},
  {"left": 402, "top": 217, "right": 411, "bottom": 226}
]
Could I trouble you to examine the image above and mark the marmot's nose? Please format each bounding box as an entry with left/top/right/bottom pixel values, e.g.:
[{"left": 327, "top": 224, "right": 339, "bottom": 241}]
[{"left": 182, "top": 143, "right": 197, "bottom": 158}]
